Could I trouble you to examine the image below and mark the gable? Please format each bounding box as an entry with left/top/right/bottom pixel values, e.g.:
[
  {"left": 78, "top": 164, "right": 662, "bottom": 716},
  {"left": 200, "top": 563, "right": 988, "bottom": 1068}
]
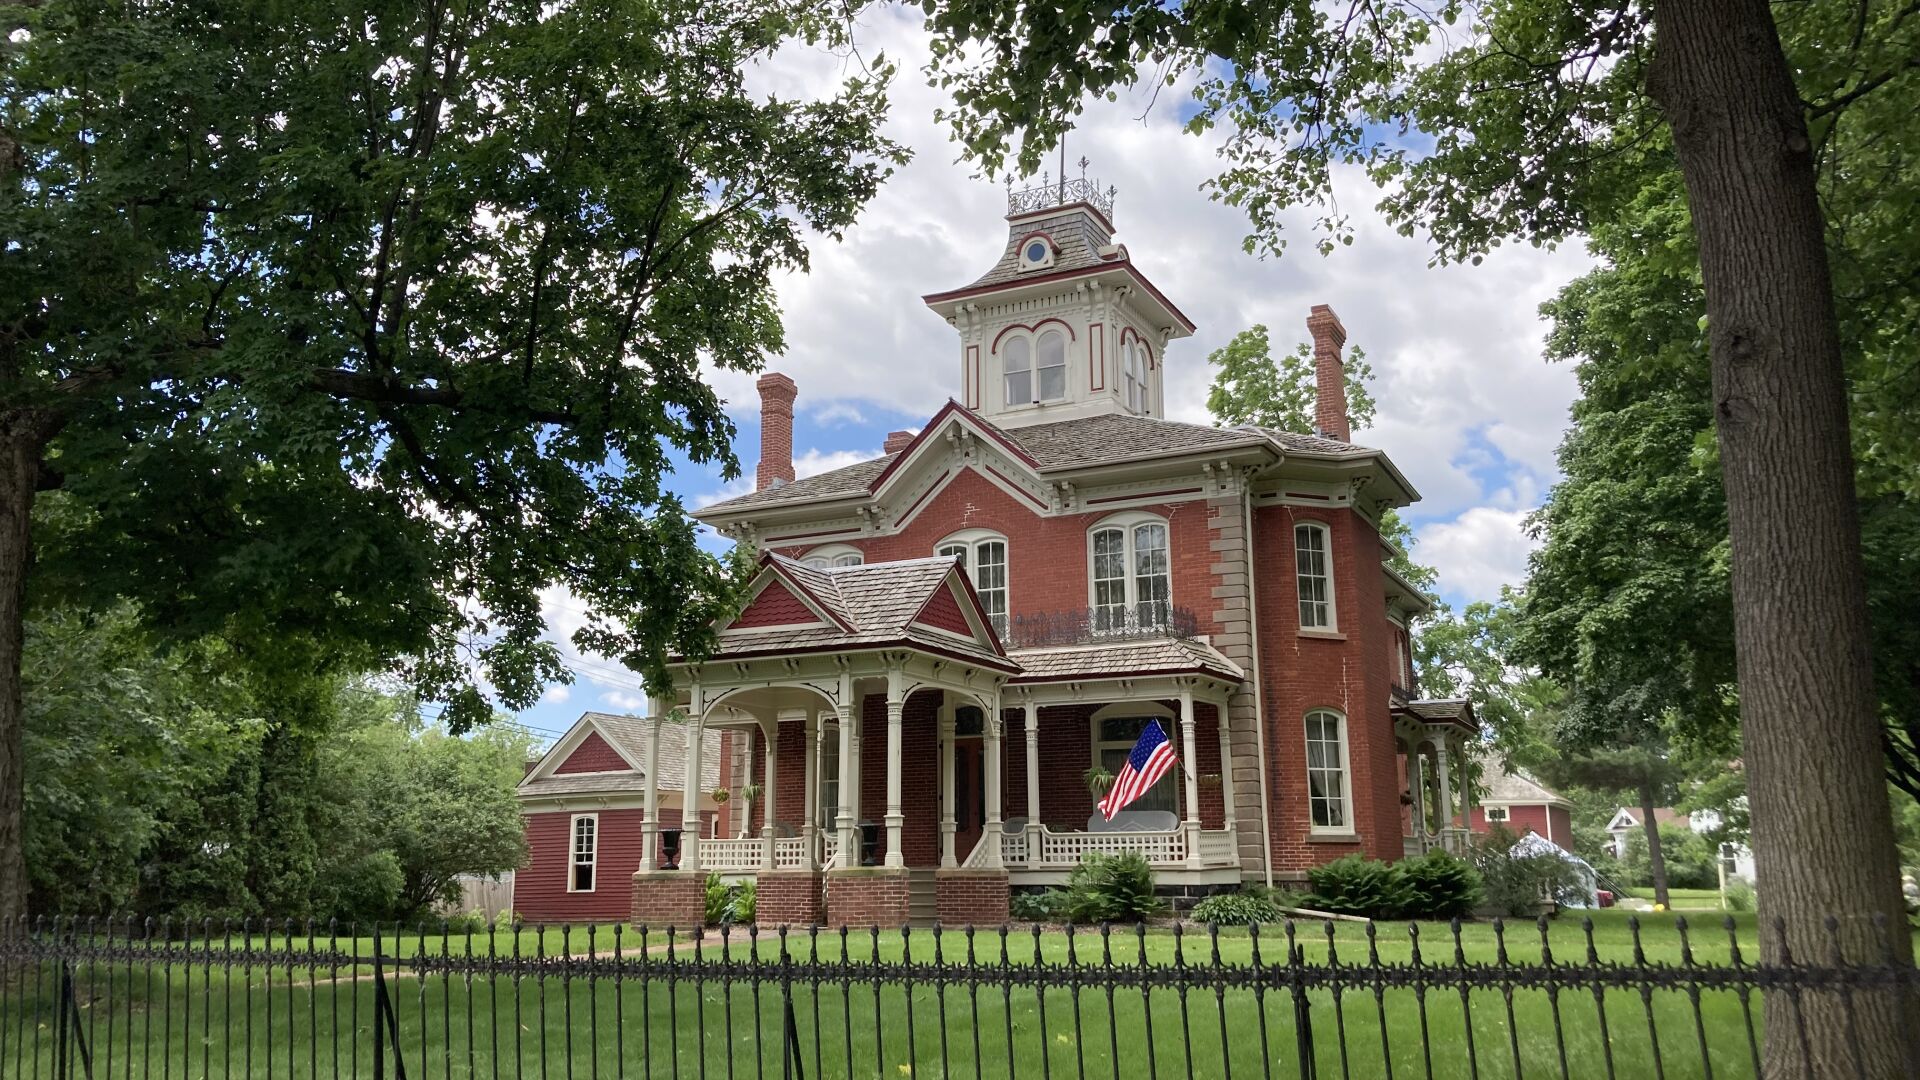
[
  {"left": 915, "top": 582, "right": 975, "bottom": 637},
  {"left": 554, "top": 731, "right": 630, "bottom": 775},
  {"left": 731, "top": 580, "right": 823, "bottom": 629}
]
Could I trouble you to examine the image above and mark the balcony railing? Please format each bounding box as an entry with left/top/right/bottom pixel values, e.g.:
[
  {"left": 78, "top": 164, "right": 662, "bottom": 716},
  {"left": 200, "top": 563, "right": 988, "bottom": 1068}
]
[
  {"left": 1003, "top": 605, "right": 1199, "bottom": 649},
  {"left": 1007, "top": 175, "right": 1115, "bottom": 221}
]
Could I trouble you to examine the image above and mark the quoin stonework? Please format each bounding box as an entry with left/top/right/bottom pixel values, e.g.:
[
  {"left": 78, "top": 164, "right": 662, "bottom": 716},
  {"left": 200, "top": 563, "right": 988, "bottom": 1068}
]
[{"left": 514, "top": 175, "right": 1480, "bottom": 926}]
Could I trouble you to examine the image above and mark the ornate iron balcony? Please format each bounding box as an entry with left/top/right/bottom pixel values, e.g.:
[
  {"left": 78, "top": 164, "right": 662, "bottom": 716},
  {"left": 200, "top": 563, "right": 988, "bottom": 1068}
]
[
  {"left": 1003, "top": 605, "right": 1198, "bottom": 649},
  {"left": 1007, "top": 173, "right": 1116, "bottom": 222}
]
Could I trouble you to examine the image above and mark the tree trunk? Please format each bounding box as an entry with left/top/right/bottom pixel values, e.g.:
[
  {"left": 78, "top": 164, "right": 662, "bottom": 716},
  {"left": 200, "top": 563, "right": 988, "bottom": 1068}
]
[
  {"left": 0, "top": 424, "right": 40, "bottom": 927},
  {"left": 1637, "top": 784, "right": 1670, "bottom": 909},
  {"left": 1648, "top": 1, "right": 1919, "bottom": 1074}
]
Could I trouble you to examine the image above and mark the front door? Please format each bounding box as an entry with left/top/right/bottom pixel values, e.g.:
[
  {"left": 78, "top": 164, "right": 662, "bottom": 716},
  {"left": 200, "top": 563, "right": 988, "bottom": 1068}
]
[{"left": 953, "top": 740, "right": 987, "bottom": 861}]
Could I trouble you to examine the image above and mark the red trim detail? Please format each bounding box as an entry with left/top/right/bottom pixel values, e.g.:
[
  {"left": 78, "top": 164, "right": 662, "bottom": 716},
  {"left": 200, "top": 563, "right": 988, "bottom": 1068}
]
[
  {"left": 1013, "top": 230, "right": 1060, "bottom": 263},
  {"left": 752, "top": 555, "right": 856, "bottom": 632},
  {"left": 1083, "top": 487, "right": 1203, "bottom": 506},
  {"left": 1120, "top": 327, "right": 1156, "bottom": 371},
  {"left": 732, "top": 579, "right": 819, "bottom": 628},
  {"left": 913, "top": 584, "right": 974, "bottom": 636},
  {"left": 989, "top": 317, "right": 1077, "bottom": 355},
  {"left": 866, "top": 401, "right": 1043, "bottom": 494},
  {"left": 910, "top": 567, "right": 1008, "bottom": 655},
  {"left": 924, "top": 264, "right": 1196, "bottom": 334},
  {"left": 1088, "top": 323, "right": 1105, "bottom": 392},
  {"left": 981, "top": 464, "right": 1050, "bottom": 509},
  {"left": 554, "top": 731, "right": 630, "bottom": 774},
  {"left": 1006, "top": 199, "right": 1115, "bottom": 233}
]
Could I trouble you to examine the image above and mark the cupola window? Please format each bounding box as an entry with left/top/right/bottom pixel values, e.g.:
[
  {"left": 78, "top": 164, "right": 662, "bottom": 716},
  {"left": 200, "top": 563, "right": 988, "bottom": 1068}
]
[{"left": 1016, "top": 233, "right": 1056, "bottom": 272}]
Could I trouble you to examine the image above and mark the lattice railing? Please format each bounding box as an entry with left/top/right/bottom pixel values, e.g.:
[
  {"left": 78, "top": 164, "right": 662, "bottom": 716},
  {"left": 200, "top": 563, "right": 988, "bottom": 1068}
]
[
  {"left": 696, "top": 838, "right": 762, "bottom": 872},
  {"left": 1035, "top": 827, "right": 1186, "bottom": 866},
  {"left": 772, "top": 837, "right": 807, "bottom": 870}
]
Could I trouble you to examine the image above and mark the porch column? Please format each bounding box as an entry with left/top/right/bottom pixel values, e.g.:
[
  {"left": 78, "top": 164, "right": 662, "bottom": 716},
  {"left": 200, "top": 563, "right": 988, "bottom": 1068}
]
[
  {"left": 639, "top": 703, "right": 664, "bottom": 871},
  {"left": 801, "top": 709, "right": 820, "bottom": 871},
  {"left": 835, "top": 702, "right": 857, "bottom": 868},
  {"left": 1408, "top": 744, "right": 1429, "bottom": 850},
  {"left": 737, "top": 727, "right": 754, "bottom": 838},
  {"left": 1214, "top": 701, "right": 1237, "bottom": 834},
  {"left": 1023, "top": 699, "right": 1040, "bottom": 861},
  {"left": 759, "top": 721, "right": 780, "bottom": 870},
  {"left": 1432, "top": 736, "right": 1456, "bottom": 836},
  {"left": 982, "top": 694, "right": 1005, "bottom": 868},
  {"left": 680, "top": 695, "right": 705, "bottom": 873},
  {"left": 884, "top": 667, "right": 906, "bottom": 869},
  {"left": 939, "top": 708, "right": 958, "bottom": 868},
  {"left": 1179, "top": 688, "right": 1203, "bottom": 868},
  {"left": 1451, "top": 737, "right": 1473, "bottom": 833}
]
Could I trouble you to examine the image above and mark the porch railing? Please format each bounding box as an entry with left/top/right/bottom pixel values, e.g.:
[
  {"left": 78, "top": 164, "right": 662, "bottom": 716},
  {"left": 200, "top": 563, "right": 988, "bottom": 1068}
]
[
  {"left": 704, "top": 836, "right": 813, "bottom": 873},
  {"left": 972, "top": 826, "right": 1237, "bottom": 869}
]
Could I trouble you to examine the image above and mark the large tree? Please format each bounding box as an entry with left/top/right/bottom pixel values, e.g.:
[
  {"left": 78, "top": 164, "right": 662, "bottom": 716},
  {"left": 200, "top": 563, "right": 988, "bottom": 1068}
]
[
  {"left": 922, "top": 0, "right": 1919, "bottom": 1068},
  {"left": 0, "top": 0, "right": 904, "bottom": 919}
]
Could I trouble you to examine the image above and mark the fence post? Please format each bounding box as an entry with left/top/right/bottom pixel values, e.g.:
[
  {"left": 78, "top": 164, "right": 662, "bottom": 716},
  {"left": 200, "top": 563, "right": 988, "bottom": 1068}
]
[
  {"left": 779, "top": 926, "right": 805, "bottom": 1080},
  {"left": 372, "top": 933, "right": 408, "bottom": 1080},
  {"left": 1291, "top": 944, "right": 1316, "bottom": 1080}
]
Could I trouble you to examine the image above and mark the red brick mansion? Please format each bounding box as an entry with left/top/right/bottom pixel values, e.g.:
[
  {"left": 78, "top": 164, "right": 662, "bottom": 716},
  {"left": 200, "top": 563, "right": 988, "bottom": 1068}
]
[{"left": 516, "top": 177, "right": 1478, "bottom": 927}]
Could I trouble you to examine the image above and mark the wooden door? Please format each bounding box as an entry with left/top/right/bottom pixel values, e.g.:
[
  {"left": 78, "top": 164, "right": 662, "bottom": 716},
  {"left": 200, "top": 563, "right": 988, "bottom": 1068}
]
[{"left": 953, "top": 741, "right": 987, "bottom": 861}]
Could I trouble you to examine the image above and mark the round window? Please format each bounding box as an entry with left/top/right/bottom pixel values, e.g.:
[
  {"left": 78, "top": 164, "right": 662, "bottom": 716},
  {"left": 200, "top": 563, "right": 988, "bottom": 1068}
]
[{"left": 1025, "top": 240, "right": 1049, "bottom": 263}]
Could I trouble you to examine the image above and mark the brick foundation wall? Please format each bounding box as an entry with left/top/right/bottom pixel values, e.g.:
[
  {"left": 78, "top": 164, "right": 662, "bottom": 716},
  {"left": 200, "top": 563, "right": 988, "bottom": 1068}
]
[
  {"left": 756, "top": 871, "right": 825, "bottom": 927},
  {"left": 934, "top": 869, "right": 1009, "bottom": 925},
  {"left": 630, "top": 872, "right": 708, "bottom": 930},
  {"left": 824, "top": 869, "right": 912, "bottom": 927}
]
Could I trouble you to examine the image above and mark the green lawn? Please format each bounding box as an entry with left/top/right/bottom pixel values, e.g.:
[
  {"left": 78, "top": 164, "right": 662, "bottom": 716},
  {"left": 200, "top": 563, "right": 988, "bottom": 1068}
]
[{"left": 0, "top": 911, "right": 1892, "bottom": 1079}]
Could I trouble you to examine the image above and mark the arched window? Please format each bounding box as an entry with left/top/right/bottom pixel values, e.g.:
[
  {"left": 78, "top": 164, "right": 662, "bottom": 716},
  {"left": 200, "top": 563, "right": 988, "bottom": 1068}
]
[
  {"left": 1003, "top": 336, "right": 1032, "bottom": 406},
  {"left": 1092, "top": 707, "right": 1178, "bottom": 814},
  {"left": 1089, "top": 514, "right": 1171, "bottom": 631},
  {"left": 1294, "top": 522, "right": 1336, "bottom": 629},
  {"left": 1122, "top": 339, "right": 1150, "bottom": 413},
  {"left": 936, "top": 530, "right": 1009, "bottom": 636},
  {"left": 801, "top": 544, "right": 863, "bottom": 569},
  {"left": 1036, "top": 329, "right": 1067, "bottom": 401},
  {"left": 1305, "top": 710, "right": 1352, "bottom": 832}
]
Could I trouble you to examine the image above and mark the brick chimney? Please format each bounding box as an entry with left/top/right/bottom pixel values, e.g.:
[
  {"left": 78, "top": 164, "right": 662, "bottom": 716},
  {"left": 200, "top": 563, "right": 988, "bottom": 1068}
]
[
  {"left": 883, "top": 430, "right": 916, "bottom": 454},
  {"left": 755, "top": 372, "right": 797, "bottom": 490},
  {"left": 1307, "top": 304, "right": 1350, "bottom": 441}
]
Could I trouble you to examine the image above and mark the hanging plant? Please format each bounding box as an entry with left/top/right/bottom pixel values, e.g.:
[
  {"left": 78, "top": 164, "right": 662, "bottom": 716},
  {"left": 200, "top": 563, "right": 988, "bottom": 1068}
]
[
  {"left": 710, "top": 788, "right": 731, "bottom": 805},
  {"left": 739, "top": 783, "right": 763, "bottom": 807},
  {"left": 1083, "top": 766, "right": 1116, "bottom": 797},
  {"left": 1198, "top": 772, "right": 1223, "bottom": 790}
]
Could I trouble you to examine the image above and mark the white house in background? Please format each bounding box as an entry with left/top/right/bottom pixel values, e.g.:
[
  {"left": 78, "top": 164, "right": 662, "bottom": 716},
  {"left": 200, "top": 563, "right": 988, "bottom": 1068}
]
[{"left": 1606, "top": 806, "right": 1754, "bottom": 883}]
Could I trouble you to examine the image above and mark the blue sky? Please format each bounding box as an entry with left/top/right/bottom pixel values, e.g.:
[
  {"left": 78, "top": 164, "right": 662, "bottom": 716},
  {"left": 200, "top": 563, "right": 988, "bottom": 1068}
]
[{"left": 502, "top": 9, "right": 1595, "bottom": 744}]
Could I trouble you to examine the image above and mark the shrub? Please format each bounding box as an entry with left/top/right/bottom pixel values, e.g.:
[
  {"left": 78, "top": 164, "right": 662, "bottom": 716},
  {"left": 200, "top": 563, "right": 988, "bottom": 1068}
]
[
  {"left": 1190, "top": 889, "right": 1283, "bottom": 925},
  {"left": 1470, "top": 827, "right": 1588, "bottom": 916},
  {"left": 1723, "top": 879, "right": 1755, "bottom": 913},
  {"left": 704, "top": 873, "right": 733, "bottom": 925},
  {"left": 1399, "top": 850, "right": 1484, "bottom": 920},
  {"left": 1302, "top": 855, "right": 1414, "bottom": 920},
  {"left": 1063, "top": 853, "right": 1165, "bottom": 924},
  {"left": 732, "top": 879, "right": 758, "bottom": 924},
  {"left": 1010, "top": 889, "right": 1067, "bottom": 923}
]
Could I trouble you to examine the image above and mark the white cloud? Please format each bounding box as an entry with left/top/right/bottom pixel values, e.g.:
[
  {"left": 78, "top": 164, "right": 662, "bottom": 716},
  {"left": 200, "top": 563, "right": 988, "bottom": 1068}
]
[
  {"left": 600, "top": 690, "right": 647, "bottom": 712},
  {"left": 795, "top": 447, "right": 880, "bottom": 479},
  {"left": 1416, "top": 508, "right": 1538, "bottom": 606},
  {"left": 540, "top": 684, "right": 571, "bottom": 706}
]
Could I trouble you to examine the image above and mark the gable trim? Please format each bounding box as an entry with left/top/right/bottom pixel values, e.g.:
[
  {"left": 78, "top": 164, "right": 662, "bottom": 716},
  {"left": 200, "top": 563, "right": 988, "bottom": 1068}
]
[
  {"left": 520, "top": 714, "right": 642, "bottom": 788},
  {"left": 866, "top": 401, "right": 1044, "bottom": 498},
  {"left": 734, "top": 563, "right": 854, "bottom": 633}
]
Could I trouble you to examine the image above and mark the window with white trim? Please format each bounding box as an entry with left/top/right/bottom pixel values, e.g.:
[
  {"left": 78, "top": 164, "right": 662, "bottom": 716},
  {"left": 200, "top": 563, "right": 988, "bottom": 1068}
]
[
  {"left": 569, "top": 814, "right": 598, "bottom": 892},
  {"left": 1036, "top": 329, "right": 1067, "bottom": 401},
  {"left": 1003, "top": 336, "right": 1032, "bottom": 406},
  {"left": 1294, "top": 522, "right": 1336, "bottom": 629},
  {"left": 1122, "top": 340, "right": 1142, "bottom": 413},
  {"left": 1093, "top": 711, "right": 1178, "bottom": 814},
  {"left": 1485, "top": 805, "right": 1510, "bottom": 824},
  {"left": 801, "top": 544, "right": 863, "bottom": 569},
  {"left": 936, "top": 531, "right": 1009, "bottom": 637},
  {"left": 1304, "top": 710, "right": 1352, "bottom": 831},
  {"left": 1002, "top": 328, "right": 1070, "bottom": 406},
  {"left": 1089, "top": 515, "right": 1171, "bottom": 631}
]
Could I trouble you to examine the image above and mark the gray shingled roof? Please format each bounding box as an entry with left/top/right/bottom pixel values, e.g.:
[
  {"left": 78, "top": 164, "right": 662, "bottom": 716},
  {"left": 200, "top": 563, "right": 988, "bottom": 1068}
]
[
  {"left": 1239, "top": 425, "right": 1383, "bottom": 458},
  {"left": 960, "top": 205, "right": 1117, "bottom": 290},
  {"left": 1008, "top": 637, "right": 1244, "bottom": 683},
  {"left": 708, "top": 556, "right": 1012, "bottom": 669},
  {"left": 697, "top": 453, "right": 896, "bottom": 513},
  {"left": 1475, "top": 752, "right": 1571, "bottom": 807},
  {"left": 516, "top": 713, "right": 721, "bottom": 800},
  {"left": 1397, "top": 698, "right": 1476, "bottom": 727}
]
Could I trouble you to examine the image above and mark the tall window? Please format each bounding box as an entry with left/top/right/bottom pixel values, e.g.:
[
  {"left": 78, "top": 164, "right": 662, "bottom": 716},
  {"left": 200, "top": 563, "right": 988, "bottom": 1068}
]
[
  {"left": 1003, "top": 336, "right": 1032, "bottom": 405},
  {"left": 1122, "top": 339, "right": 1149, "bottom": 413},
  {"left": 1094, "top": 714, "right": 1177, "bottom": 814},
  {"left": 569, "top": 814, "right": 598, "bottom": 892},
  {"left": 818, "top": 723, "right": 841, "bottom": 828},
  {"left": 1090, "top": 516, "right": 1170, "bottom": 631},
  {"left": 1305, "top": 711, "right": 1351, "bottom": 831},
  {"left": 1294, "top": 522, "right": 1336, "bottom": 629},
  {"left": 937, "top": 532, "right": 1009, "bottom": 636},
  {"left": 1036, "top": 329, "right": 1067, "bottom": 401}
]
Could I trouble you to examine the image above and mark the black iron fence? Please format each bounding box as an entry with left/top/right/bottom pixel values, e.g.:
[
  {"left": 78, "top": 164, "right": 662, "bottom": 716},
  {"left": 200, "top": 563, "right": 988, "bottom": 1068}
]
[{"left": 0, "top": 913, "right": 1915, "bottom": 1078}]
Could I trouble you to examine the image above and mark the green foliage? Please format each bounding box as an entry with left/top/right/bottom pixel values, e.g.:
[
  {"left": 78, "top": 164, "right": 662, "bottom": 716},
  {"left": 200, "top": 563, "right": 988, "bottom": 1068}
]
[
  {"left": 1205, "top": 326, "right": 1377, "bottom": 436},
  {"left": 1302, "top": 855, "right": 1414, "bottom": 921},
  {"left": 1063, "top": 854, "right": 1165, "bottom": 925},
  {"left": 1009, "top": 889, "right": 1067, "bottom": 923},
  {"left": 1621, "top": 825, "right": 1718, "bottom": 892},
  {"left": 704, "top": 874, "right": 733, "bottom": 926},
  {"left": 1398, "top": 850, "right": 1484, "bottom": 920},
  {"left": 732, "top": 880, "right": 758, "bottom": 925},
  {"left": 1190, "top": 889, "right": 1283, "bottom": 926},
  {"left": 1724, "top": 879, "right": 1755, "bottom": 914},
  {"left": 1470, "top": 828, "right": 1589, "bottom": 917}
]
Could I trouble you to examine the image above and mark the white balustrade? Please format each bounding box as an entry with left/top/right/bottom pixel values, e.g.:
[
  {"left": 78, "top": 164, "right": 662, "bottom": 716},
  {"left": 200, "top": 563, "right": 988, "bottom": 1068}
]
[
  {"left": 698, "top": 838, "right": 763, "bottom": 872},
  {"left": 772, "top": 837, "right": 806, "bottom": 870}
]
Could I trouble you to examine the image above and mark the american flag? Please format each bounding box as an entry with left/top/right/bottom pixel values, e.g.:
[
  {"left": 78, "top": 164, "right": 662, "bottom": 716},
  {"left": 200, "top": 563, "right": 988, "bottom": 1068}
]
[{"left": 1098, "top": 720, "right": 1178, "bottom": 820}]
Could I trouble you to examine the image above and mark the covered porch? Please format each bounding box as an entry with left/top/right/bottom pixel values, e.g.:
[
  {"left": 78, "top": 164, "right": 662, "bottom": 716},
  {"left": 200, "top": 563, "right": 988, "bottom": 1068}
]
[{"left": 1395, "top": 699, "right": 1480, "bottom": 858}]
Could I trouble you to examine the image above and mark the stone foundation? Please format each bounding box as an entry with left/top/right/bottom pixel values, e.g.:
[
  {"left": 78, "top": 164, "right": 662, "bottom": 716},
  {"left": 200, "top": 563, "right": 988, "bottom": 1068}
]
[
  {"left": 630, "top": 871, "right": 707, "bottom": 930},
  {"left": 755, "top": 870, "right": 825, "bottom": 927},
  {"left": 934, "top": 869, "right": 1010, "bottom": 926},
  {"left": 824, "top": 868, "right": 912, "bottom": 927}
]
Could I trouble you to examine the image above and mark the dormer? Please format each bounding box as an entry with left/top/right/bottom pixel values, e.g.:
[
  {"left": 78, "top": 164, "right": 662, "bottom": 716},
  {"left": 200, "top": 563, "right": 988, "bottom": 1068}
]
[{"left": 923, "top": 171, "right": 1195, "bottom": 430}]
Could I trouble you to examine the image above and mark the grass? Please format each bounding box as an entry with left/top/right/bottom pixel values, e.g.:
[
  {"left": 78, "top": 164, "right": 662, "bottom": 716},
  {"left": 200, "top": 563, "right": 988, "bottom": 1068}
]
[{"left": 0, "top": 911, "right": 1896, "bottom": 1079}]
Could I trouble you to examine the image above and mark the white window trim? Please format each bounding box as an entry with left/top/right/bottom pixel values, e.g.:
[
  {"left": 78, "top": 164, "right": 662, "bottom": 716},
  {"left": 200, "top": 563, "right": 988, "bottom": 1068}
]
[
  {"left": 936, "top": 529, "right": 1010, "bottom": 636},
  {"left": 1294, "top": 521, "right": 1339, "bottom": 632},
  {"left": 999, "top": 327, "right": 1070, "bottom": 408},
  {"left": 1016, "top": 233, "right": 1056, "bottom": 272},
  {"left": 800, "top": 544, "right": 863, "bottom": 569},
  {"left": 1089, "top": 703, "right": 1180, "bottom": 814},
  {"left": 1086, "top": 511, "right": 1172, "bottom": 632},
  {"left": 1484, "top": 805, "right": 1510, "bottom": 823},
  {"left": 568, "top": 813, "right": 599, "bottom": 893},
  {"left": 1304, "top": 709, "right": 1354, "bottom": 835}
]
